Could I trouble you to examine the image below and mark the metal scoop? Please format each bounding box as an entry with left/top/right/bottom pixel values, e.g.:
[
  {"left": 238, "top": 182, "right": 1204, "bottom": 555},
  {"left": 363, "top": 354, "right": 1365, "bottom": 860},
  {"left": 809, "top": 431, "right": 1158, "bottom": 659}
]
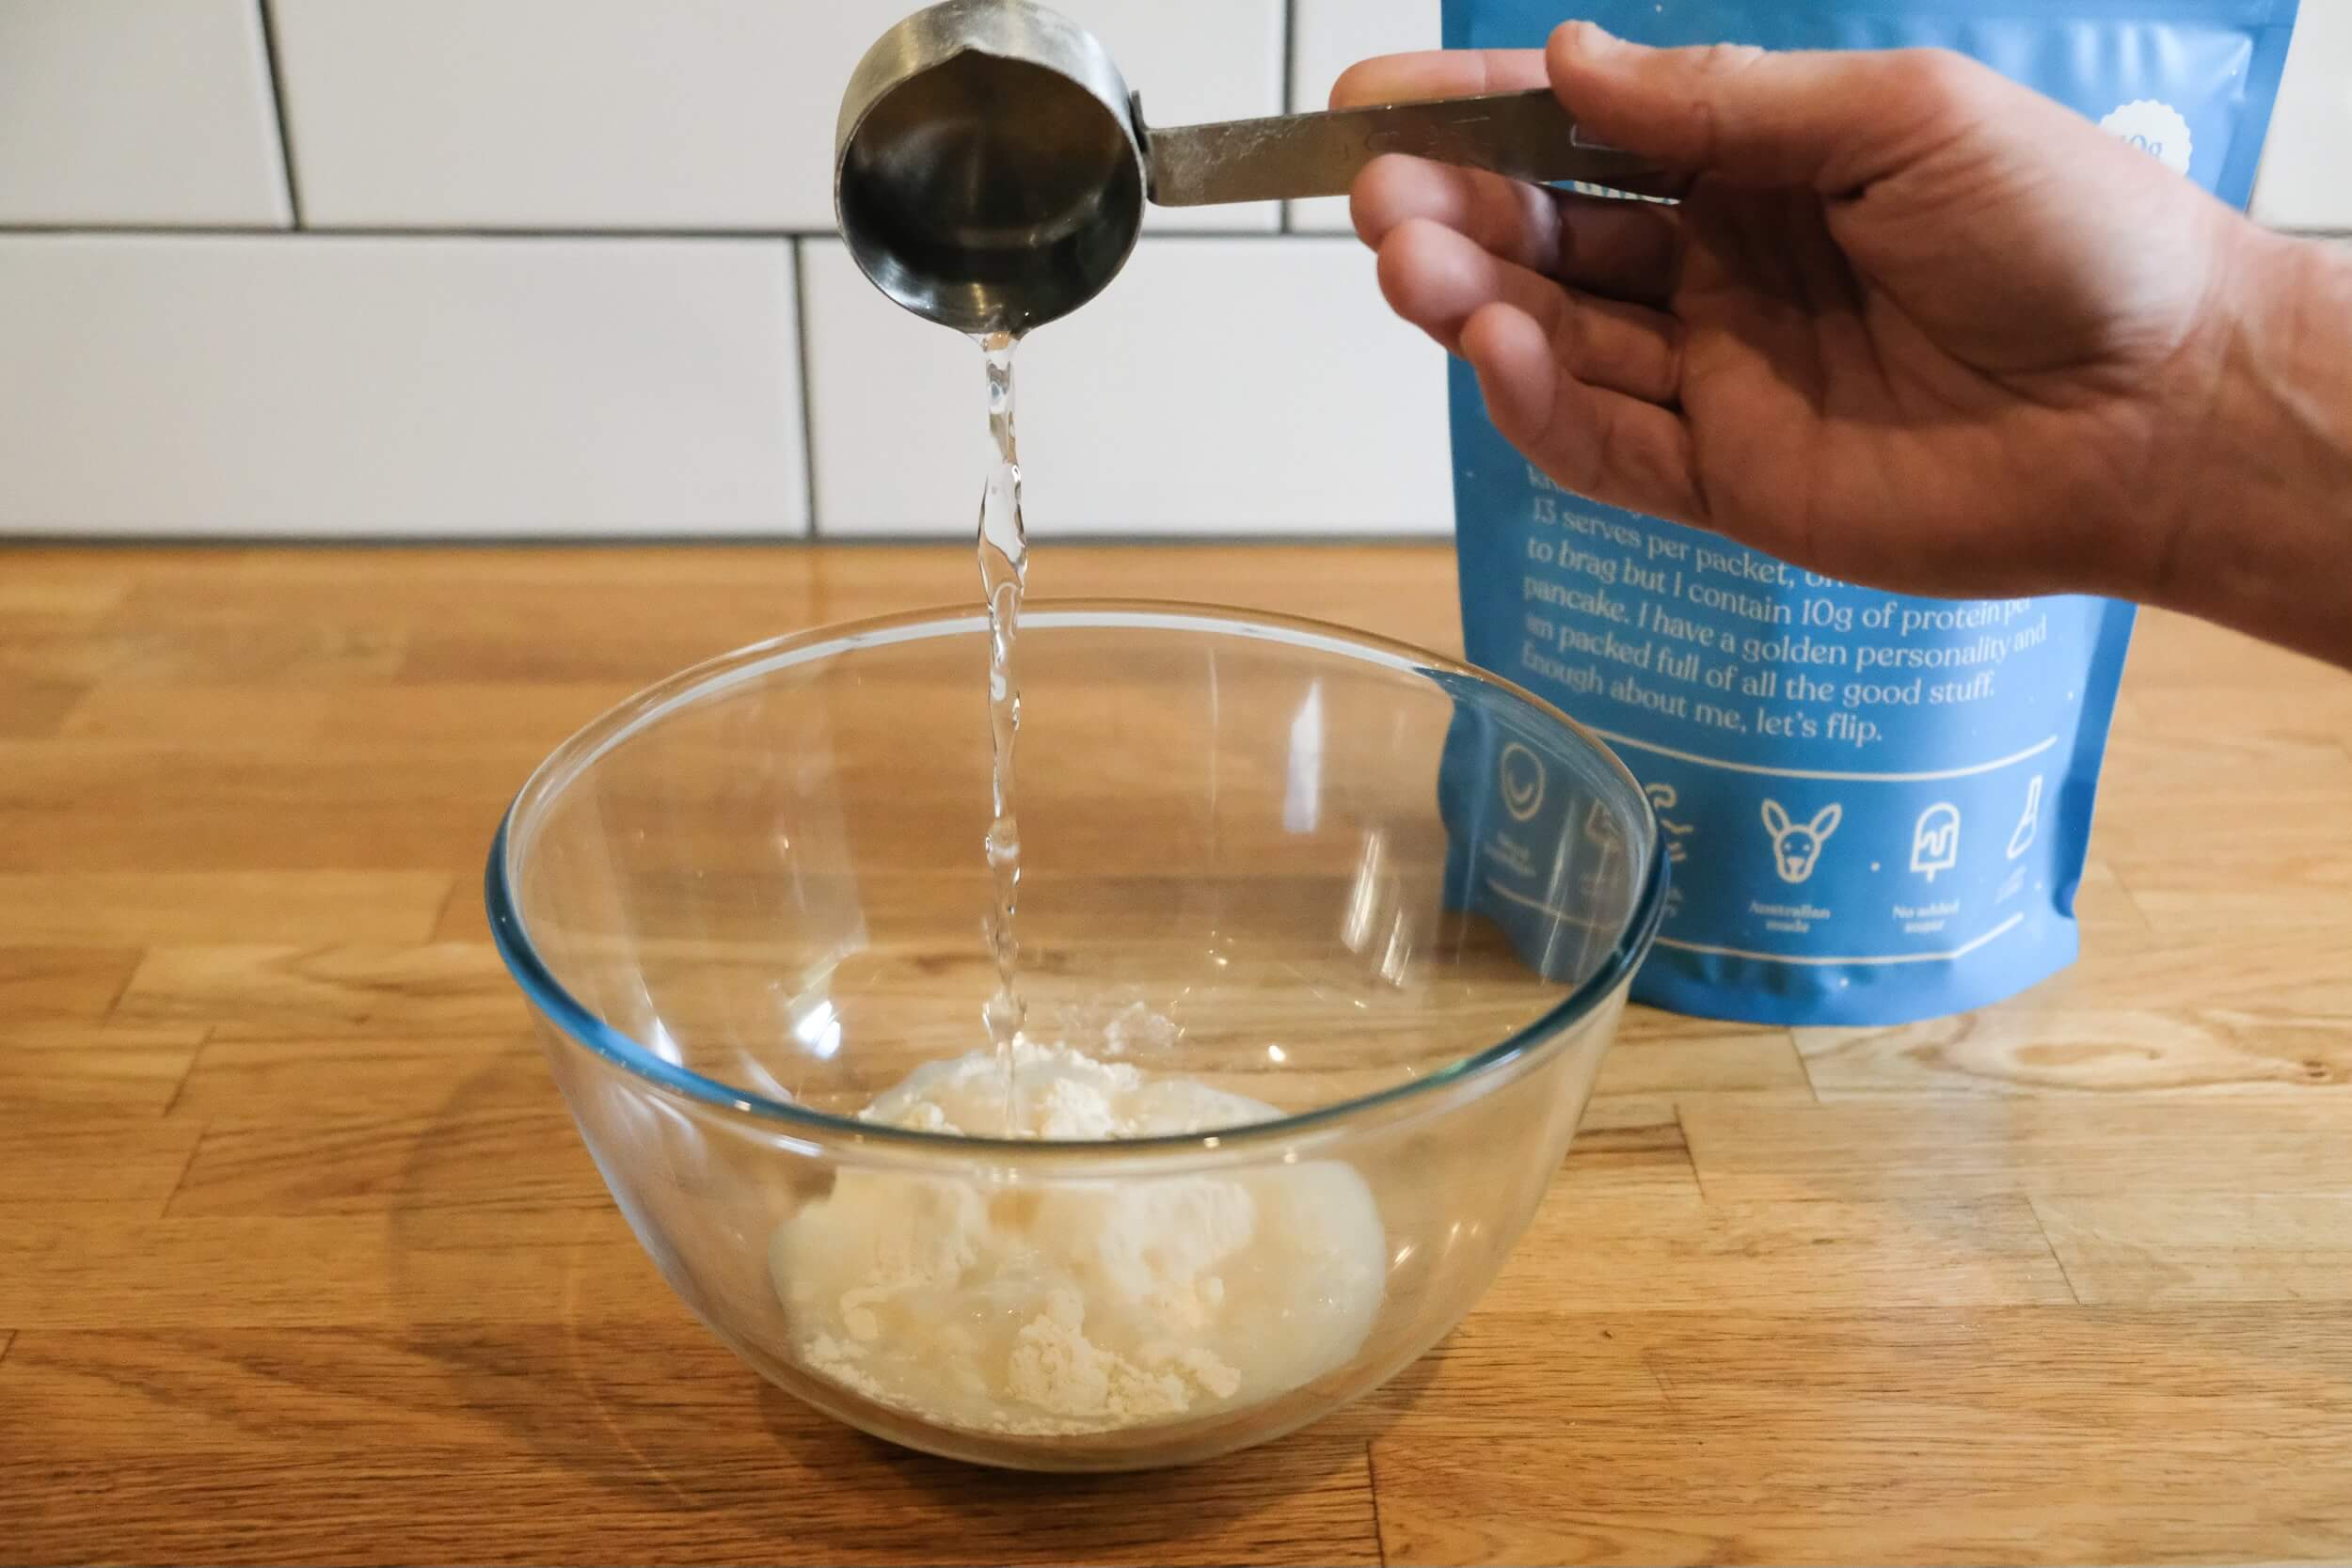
[{"left": 834, "top": 0, "right": 1662, "bottom": 335}]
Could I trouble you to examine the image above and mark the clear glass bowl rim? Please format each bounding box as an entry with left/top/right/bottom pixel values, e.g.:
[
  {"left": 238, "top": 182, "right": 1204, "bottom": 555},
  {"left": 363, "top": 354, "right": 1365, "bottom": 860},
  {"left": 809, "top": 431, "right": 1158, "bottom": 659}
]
[{"left": 485, "top": 598, "right": 1669, "bottom": 1157}]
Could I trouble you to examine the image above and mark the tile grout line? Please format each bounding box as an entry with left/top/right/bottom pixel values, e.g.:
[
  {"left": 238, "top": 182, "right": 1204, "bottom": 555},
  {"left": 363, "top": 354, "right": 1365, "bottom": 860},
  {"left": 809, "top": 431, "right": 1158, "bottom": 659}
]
[
  {"left": 791, "top": 239, "right": 823, "bottom": 539},
  {"left": 1279, "top": 0, "right": 1299, "bottom": 235},
  {"left": 56, "top": 203, "right": 2352, "bottom": 244},
  {"left": 254, "top": 0, "right": 306, "bottom": 229},
  {"left": 1280, "top": 0, "right": 1298, "bottom": 116},
  {"left": 0, "top": 223, "right": 1319, "bottom": 243}
]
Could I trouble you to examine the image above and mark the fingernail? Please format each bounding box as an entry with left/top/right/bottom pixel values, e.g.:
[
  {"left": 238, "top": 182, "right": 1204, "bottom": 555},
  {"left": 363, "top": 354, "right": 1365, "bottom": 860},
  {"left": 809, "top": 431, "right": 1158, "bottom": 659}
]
[{"left": 1568, "top": 21, "right": 1622, "bottom": 55}]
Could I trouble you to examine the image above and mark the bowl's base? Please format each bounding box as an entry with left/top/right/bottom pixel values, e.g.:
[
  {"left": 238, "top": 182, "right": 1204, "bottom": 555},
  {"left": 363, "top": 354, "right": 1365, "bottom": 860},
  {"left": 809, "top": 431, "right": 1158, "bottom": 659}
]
[
  {"left": 770, "top": 1366, "right": 1357, "bottom": 1473},
  {"left": 710, "top": 1315, "right": 1372, "bottom": 1471}
]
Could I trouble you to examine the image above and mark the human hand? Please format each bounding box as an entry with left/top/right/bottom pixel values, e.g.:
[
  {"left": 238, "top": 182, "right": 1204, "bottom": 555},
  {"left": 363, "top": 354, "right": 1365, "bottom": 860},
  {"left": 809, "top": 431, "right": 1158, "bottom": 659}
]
[{"left": 1339, "top": 25, "right": 2276, "bottom": 606}]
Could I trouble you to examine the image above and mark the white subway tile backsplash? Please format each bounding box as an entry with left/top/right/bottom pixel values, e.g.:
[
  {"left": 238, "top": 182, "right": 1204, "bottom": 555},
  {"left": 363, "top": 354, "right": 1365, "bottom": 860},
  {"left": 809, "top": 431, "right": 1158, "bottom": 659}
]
[
  {"left": 0, "top": 236, "right": 804, "bottom": 536},
  {"left": 0, "top": 0, "right": 2342, "bottom": 545},
  {"left": 268, "top": 0, "right": 797, "bottom": 231},
  {"left": 1062, "top": 0, "right": 1284, "bottom": 230},
  {"left": 270, "top": 0, "right": 1279, "bottom": 233},
  {"left": 803, "top": 236, "right": 1449, "bottom": 537},
  {"left": 0, "top": 0, "right": 290, "bottom": 227},
  {"left": 1289, "top": 0, "right": 1442, "bottom": 232},
  {"left": 2253, "top": 0, "right": 2352, "bottom": 230}
]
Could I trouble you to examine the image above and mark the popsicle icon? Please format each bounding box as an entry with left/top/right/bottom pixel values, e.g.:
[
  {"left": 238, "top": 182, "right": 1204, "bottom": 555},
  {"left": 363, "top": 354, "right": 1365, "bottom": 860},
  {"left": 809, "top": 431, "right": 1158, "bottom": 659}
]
[
  {"left": 2007, "top": 774, "right": 2044, "bottom": 861},
  {"left": 1910, "top": 803, "right": 1961, "bottom": 882}
]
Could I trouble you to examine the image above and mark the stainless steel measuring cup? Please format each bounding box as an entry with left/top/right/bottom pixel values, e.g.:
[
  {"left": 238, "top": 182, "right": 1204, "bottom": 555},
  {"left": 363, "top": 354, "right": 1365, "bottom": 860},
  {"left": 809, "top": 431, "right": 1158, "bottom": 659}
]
[{"left": 835, "top": 0, "right": 1663, "bottom": 335}]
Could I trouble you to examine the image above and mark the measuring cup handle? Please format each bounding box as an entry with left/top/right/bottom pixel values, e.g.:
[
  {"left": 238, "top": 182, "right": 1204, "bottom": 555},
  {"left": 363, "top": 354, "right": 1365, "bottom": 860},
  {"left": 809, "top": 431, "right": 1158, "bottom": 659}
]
[{"left": 1141, "top": 87, "right": 1677, "bottom": 208}]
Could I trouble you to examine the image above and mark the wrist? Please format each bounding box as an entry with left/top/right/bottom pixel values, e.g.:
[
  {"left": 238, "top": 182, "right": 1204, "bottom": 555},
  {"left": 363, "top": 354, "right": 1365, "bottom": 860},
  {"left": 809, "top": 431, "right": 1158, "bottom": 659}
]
[{"left": 2154, "top": 228, "right": 2352, "bottom": 666}]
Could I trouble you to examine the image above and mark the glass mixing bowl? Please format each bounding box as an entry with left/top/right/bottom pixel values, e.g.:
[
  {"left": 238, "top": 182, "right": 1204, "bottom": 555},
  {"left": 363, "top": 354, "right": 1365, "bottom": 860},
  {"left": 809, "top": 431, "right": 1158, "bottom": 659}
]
[{"left": 488, "top": 602, "right": 1663, "bottom": 1470}]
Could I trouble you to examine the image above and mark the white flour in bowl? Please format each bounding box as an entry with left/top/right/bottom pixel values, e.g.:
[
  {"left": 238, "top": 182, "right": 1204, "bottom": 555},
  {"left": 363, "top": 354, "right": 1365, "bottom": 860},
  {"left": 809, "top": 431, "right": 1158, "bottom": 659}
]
[{"left": 769, "top": 1041, "right": 1386, "bottom": 1436}]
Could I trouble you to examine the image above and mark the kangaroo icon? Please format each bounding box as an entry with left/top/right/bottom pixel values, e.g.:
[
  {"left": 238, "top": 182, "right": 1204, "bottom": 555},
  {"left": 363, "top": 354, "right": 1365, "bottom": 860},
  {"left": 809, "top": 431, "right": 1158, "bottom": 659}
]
[{"left": 1760, "top": 799, "right": 1842, "bottom": 885}]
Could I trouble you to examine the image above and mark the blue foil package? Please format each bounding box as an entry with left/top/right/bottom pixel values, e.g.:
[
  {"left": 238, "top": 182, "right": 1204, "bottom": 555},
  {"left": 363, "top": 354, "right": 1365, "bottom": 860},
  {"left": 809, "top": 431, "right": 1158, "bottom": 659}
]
[{"left": 1442, "top": 0, "right": 2299, "bottom": 1024}]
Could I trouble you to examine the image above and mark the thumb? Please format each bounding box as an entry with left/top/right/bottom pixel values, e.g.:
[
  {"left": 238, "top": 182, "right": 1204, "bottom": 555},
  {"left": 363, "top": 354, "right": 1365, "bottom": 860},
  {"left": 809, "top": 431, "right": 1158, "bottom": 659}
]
[{"left": 1549, "top": 23, "right": 2010, "bottom": 194}]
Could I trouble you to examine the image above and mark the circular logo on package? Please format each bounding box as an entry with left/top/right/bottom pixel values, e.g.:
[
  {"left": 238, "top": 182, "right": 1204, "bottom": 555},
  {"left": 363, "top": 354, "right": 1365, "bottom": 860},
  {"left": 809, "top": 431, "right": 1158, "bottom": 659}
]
[
  {"left": 2100, "top": 100, "right": 2193, "bottom": 177},
  {"left": 1499, "top": 742, "right": 1546, "bottom": 822}
]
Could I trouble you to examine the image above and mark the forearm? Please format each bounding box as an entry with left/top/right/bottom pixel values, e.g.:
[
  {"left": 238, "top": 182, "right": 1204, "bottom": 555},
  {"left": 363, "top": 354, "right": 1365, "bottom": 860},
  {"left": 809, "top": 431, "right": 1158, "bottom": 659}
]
[{"left": 2161, "top": 231, "right": 2352, "bottom": 668}]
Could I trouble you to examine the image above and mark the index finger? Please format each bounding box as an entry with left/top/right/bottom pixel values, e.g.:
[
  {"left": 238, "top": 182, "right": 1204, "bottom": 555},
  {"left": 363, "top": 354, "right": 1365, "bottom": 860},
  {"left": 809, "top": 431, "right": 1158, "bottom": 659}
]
[{"left": 1328, "top": 48, "right": 1549, "bottom": 109}]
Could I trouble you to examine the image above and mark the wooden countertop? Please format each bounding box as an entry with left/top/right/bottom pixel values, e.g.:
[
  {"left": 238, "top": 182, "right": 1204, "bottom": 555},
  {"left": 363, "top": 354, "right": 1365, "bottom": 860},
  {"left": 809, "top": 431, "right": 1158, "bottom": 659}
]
[{"left": 4, "top": 542, "right": 2350, "bottom": 1566}]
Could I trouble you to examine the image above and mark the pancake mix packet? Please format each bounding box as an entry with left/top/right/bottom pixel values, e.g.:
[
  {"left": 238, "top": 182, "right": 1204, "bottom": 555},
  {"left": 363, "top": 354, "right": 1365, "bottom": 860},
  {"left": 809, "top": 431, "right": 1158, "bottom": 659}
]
[{"left": 1440, "top": 0, "right": 2299, "bottom": 1022}]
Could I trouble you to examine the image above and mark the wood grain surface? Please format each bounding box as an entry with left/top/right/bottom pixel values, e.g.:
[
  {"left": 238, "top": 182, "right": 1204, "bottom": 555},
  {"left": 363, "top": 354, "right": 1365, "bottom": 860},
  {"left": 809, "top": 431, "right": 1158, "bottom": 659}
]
[{"left": 3, "top": 542, "right": 2350, "bottom": 1566}]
